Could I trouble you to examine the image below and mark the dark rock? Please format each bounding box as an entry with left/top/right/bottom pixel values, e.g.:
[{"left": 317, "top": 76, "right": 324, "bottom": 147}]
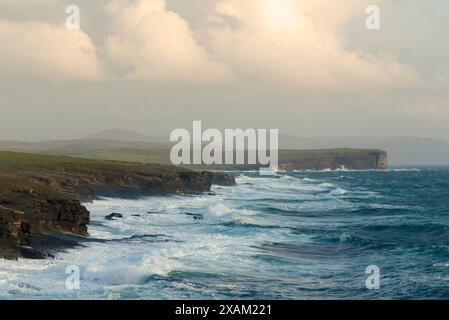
[
  {"left": 184, "top": 212, "right": 204, "bottom": 220},
  {"left": 147, "top": 211, "right": 165, "bottom": 215},
  {"left": 202, "top": 171, "right": 236, "bottom": 187},
  {"left": 18, "top": 282, "right": 42, "bottom": 291},
  {"left": 20, "top": 246, "right": 54, "bottom": 260},
  {"left": 105, "top": 213, "right": 124, "bottom": 220}
]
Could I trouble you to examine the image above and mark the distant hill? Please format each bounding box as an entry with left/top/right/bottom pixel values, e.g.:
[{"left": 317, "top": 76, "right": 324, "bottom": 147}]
[
  {"left": 83, "top": 129, "right": 167, "bottom": 143},
  {"left": 0, "top": 139, "right": 169, "bottom": 152}
]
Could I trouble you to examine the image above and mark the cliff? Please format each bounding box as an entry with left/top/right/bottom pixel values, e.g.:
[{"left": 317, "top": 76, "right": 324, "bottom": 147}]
[
  {"left": 184, "top": 149, "right": 388, "bottom": 171},
  {"left": 0, "top": 151, "right": 235, "bottom": 259},
  {"left": 277, "top": 149, "right": 388, "bottom": 170}
]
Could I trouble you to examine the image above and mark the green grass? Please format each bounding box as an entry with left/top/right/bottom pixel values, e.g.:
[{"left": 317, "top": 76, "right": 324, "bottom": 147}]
[
  {"left": 40, "top": 147, "right": 171, "bottom": 165},
  {"left": 0, "top": 150, "right": 180, "bottom": 177},
  {"left": 0, "top": 150, "right": 98, "bottom": 169}
]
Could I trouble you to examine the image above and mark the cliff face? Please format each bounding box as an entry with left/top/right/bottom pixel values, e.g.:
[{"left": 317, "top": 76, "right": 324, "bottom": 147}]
[
  {"left": 0, "top": 152, "right": 236, "bottom": 259},
  {"left": 277, "top": 149, "right": 388, "bottom": 171},
  {"left": 0, "top": 190, "right": 90, "bottom": 259}
]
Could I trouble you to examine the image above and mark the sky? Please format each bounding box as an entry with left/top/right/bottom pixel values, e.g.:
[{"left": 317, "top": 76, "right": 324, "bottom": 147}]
[{"left": 0, "top": 0, "right": 448, "bottom": 141}]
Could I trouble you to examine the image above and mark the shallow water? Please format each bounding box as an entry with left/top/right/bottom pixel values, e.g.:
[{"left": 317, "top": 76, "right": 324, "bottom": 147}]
[{"left": 1, "top": 168, "right": 449, "bottom": 299}]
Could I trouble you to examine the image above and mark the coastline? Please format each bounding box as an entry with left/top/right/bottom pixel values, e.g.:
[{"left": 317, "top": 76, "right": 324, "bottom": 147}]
[
  {"left": 0, "top": 151, "right": 235, "bottom": 260},
  {"left": 0, "top": 148, "right": 387, "bottom": 260}
]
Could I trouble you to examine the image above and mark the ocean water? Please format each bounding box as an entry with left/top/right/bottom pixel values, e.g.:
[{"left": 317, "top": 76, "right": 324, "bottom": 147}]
[{"left": 1, "top": 168, "right": 449, "bottom": 299}]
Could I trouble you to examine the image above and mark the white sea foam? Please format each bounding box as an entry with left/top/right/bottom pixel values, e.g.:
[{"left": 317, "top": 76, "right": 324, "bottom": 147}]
[
  {"left": 84, "top": 253, "right": 182, "bottom": 285},
  {"left": 320, "top": 183, "right": 333, "bottom": 188},
  {"left": 0, "top": 170, "right": 366, "bottom": 299},
  {"left": 331, "top": 188, "right": 347, "bottom": 195}
]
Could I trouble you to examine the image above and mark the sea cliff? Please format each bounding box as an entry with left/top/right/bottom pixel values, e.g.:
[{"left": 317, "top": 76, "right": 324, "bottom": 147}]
[
  {"left": 0, "top": 152, "right": 235, "bottom": 259},
  {"left": 277, "top": 149, "right": 388, "bottom": 170}
]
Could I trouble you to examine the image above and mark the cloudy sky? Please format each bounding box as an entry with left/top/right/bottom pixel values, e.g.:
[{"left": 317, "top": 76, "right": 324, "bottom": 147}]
[{"left": 0, "top": 0, "right": 448, "bottom": 141}]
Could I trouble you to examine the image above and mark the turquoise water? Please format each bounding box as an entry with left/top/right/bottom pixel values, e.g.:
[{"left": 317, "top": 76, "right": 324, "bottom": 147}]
[{"left": 1, "top": 168, "right": 449, "bottom": 299}]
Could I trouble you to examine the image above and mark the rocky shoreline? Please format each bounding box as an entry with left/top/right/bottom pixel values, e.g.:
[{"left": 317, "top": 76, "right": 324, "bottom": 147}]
[{"left": 0, "top": 152, "right": 235, "bottom": 260}]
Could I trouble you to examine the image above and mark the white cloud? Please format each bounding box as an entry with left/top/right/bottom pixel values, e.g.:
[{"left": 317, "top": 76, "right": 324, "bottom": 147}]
[
  {"left": 0, "top": 0, "right": 436, "bottom": 91},
  {"left": 104, "top": 0, "right": 235, "bottom": 83},
  {"left": 201, "top": 0, "right": 423, "bottom": 92},
  {"left": 0, "top": 21, "right": 102, "bottom": 81}
]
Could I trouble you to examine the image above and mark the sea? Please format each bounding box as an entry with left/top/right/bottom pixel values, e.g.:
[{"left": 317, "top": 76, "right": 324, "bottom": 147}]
[{"left": 1, "top": 168, "right": 449, "bottom": 299}]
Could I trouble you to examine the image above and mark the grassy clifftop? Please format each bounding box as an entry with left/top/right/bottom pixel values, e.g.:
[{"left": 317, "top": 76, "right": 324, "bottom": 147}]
[{"left": 30, "top": 147, "right": 388, "bottom": 170}]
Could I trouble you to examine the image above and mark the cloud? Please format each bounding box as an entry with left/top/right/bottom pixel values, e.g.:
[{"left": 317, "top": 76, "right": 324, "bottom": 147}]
[
  {"left": 0, "top": 21, "right": 102, "bottom": 81},
  {"left": 201, "top": 0, "right": 423, "bottom": 92},
  {"left": 0, "top": 0, "right": 435, "bottom": 91},
  {"left": 104, "top": 0, "right": 235, "bottom": 83}
]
